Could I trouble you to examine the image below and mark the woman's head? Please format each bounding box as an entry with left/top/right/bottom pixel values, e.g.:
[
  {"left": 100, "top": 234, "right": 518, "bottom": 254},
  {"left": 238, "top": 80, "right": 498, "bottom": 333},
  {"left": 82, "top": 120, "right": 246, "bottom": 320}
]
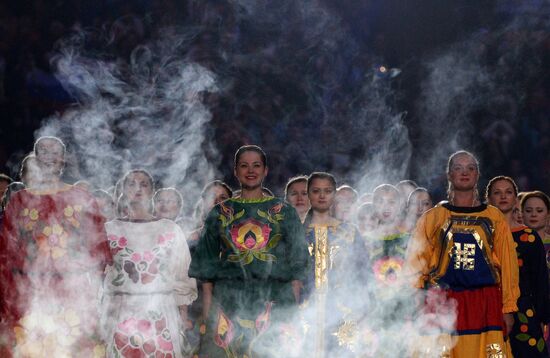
[
  {"left": 521, "top": 191, "right": 550, "bottom": 232},
  {"left": 285, "top": 176, "right": 309, "bottom": 217},
  {"left": 307, "top": 172, "right": 337, "bottom": 214},
  {"left": 333, "top": 185, "right": 358, "bottom": 222},
  {"left": 407, "top": 187, "right": 433, "bottom": 218},
  {"left": 201, "top": 180, "right": 232, "bottom": 212},
  {"left": 372, "top": 184, "right": 401, "bottom": 226},
  {"left": 233, "top": 145, "right": 268, "bottom": 190},
  {"left": 446, "top": 150, "right": 480, "bottom": 199},
  {"left": 485, "top": 176, "right": 518, "bottom": 214},
  {"left": 153, "top": 187, "right": 183, "bottom": 220},
  {"left": 33, "top": 136, "right": 66, "bottom": 177},
  {"left": 120, "top": 169, "right": 155, "bottom": 207}
]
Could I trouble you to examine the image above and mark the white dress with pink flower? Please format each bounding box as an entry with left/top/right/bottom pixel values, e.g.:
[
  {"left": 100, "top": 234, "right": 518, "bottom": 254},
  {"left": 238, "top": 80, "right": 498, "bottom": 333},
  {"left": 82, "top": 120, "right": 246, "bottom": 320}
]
[{"left": 102, "top": 218, "right": 197, "bottom": 358}]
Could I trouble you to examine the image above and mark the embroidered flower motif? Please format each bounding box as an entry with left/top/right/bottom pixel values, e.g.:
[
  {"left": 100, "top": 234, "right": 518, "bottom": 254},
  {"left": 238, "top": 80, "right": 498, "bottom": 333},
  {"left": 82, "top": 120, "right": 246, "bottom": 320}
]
[
  {"left": 21, "top": 208, "right": 39, "bottom": 230},
  {"left": 230, "top": 218, "right": 271, "bottom": 251},
  {"left": 63, "top": 205, "right": 82, "bottom": 228},
  {"left": 122, "top": 250, "right": 160, "bottom": 284},
  {"left": 157, "top": 232, "right": 175, "bottom": 246},
  {"left": 14, "top": 309, "right": 92, "bottom": 357},
  {"left": 227, "top": 218, "right": 278, "bottom": 265},
  {"left": 108, "top": 235, "right": 128, "bottom": 256},
  {"left": 214, "top": 309, "right": 234, "bottom": 349},
  {"left": 113, "top": 315, "right": 174, "bottom": 358},
  {"left": 37, "top": 224, "right": 68, "bottom": 260},
  {"left": 372, "top": 257, "right": 404, "bottom": 284},
  {"left": 268, "top": 203, "right": 283, "bottom": 216}
]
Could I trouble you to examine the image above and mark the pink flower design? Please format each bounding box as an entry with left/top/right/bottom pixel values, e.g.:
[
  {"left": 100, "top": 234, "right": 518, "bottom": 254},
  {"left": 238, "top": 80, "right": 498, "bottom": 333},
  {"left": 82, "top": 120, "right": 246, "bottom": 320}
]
[
  {"left": 230, "top": 218, "right": 271, "bottom": 252},
  {"left": 157, "top": 232, "right": 175, "bottom": 246},
  {"left": 131, "top": 253, "right": 142, "bottom": 263},
  {"left": 108, "top": 235, "right": 128, "bottom": 255},
  {"left": 113, "top": 315, "right": 175, "bottom": 357},
  {"left": 143, "top": 251, "right": 155, "bottom": 262}
]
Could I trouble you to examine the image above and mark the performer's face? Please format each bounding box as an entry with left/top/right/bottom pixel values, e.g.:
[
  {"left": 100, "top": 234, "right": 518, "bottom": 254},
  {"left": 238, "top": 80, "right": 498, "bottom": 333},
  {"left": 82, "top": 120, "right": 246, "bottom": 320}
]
[
  {"left": 373, "top": 191, "right": 400, "bottom": 225},
  {"left": 286, "top": 181, "right": 309, "bottom": 216},
  {"left": 512, "top": 201, "right": 523, "bottom": 225},
  {"left": 308, "top": 178, "right": 335, "bottom": 213},
  {"left": 124, "top": 172, "right": 153, "bottom": 205},
  {"left": 334, "top": 189, "right": 356, "bottom": 222},
  {"left": 204, "top": 185, "right": 231, "bottom": 214},
  {"left": 409, "top": 191, "right": 433, "bottom": 217},
  {"left": 154, "top": 190, "right": 181, "bottom": 220},
  {"left": 448, "top": 154, "right": 479, "bottom": 192},
  {"left": 35, "top": 138, "right": 64, "bottom": 177},
  {"left": 487, "top": 179, "right": 516, "bottom": 214},
  {"left": 234, "top": 151, "right": 268, "bottom": 190},
  {"left": 522, "top": 197, "right": 549, "bottom": 231}
]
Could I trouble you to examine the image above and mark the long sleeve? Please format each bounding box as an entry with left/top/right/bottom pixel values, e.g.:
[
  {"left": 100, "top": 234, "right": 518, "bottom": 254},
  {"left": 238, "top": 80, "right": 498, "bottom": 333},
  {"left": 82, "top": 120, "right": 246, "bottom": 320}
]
[
  {"left": 531, "top": 233, "right": 550, "bottom": 323},
  {"left": 281, "top": 205, "right": 308, "bottom": 282},
  {"left": 189, "top": 207, "right": 221, "bottom": 282},
  {"left": 492, "top": 215, "right": 520, "bottom": 313},
  {"left": 173, "top": 225, "right": 197, "bottom": 306},
  {"left": 404, "top": 210, "right": 438, "bottom": 289}
]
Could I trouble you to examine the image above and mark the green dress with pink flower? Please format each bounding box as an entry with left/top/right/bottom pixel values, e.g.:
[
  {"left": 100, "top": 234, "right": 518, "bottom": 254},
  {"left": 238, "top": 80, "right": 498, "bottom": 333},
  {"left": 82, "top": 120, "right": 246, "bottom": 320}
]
[
  {"left": 102, "top": 218, "right": 198, "bottom": 358},
  {"left": 189, "top": 197, "right": 308, "bottom": 358}
]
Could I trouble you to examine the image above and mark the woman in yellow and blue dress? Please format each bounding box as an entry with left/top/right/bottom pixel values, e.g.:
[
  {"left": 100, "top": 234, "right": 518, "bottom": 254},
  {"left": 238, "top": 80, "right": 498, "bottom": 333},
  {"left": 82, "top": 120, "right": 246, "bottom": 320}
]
[{"left": 406, "top": 151, "right": 519, "bottom": 358}]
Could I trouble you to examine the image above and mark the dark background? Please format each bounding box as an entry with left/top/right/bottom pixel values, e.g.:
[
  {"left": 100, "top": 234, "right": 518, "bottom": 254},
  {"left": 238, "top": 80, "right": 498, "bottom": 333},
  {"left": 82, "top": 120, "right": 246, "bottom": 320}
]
[{"left": 0, "top": 0, "right": 548, "bottom": 200}]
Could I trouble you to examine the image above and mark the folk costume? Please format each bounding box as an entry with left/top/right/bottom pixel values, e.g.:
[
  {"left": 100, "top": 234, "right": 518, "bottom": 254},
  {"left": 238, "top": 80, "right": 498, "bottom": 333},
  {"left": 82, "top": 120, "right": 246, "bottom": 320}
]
[
  {"left": 508, "top": 226, "right": 550, "bottom": 357},
  {"left": 102, "top": 218, "right": 197, "bottom": 358},
  {"left": 189, "top": 197, "right": 308, "bottom": 358},
  {"left": 0, "top": 185, "right": 111, "bottom": 356},
  {"left": 407, "top": 202, "right": 520, "bottom": 357},
  {"left": 303, "top": 221, "right": 363, "bottom": 357}
]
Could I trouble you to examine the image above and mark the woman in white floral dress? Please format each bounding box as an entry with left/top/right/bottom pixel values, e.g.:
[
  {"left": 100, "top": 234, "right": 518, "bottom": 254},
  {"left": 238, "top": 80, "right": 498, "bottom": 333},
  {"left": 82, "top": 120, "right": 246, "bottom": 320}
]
[{"left": 102, "top": 169, "right": 197, "bottom": 358}]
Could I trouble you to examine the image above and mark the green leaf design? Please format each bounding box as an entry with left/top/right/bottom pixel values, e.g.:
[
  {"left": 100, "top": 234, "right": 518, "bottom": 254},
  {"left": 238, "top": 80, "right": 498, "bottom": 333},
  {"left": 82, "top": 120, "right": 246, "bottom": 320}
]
[
  {"left": 257, "top": 210, "right": 268, "bottom": 219},
  {"left": 228, "top": 254, "right": 241, "bottom": 262},
  {"left": 219, "top": 215, "right": 228, "bottom": 228},
  {"left": 253, "top": 252, "right": 276, "bottom": 262},
  {"left": 237, "top": 318, "right": 255, "bottom": 329},
  {"left": 234, "top": 210, "right": 245, "bottom": 221},
  {"left": 517, "top": 312, "right": 528, "bottom": 324},
  {"left": 111, "top": 273, "right": 125, "bottom": 286},
  {"left": 515, "top": 333, "right": 530, "bottom": 342},
  {"left": 266, "top": 234, "right": 282, "bottom": 250},
  {"left": 537, "top": 338, "right": 545, "bottom": 352},
  {"left": 274, "top": 214, "right": 285, "bottom": 221},
  {"left": 243, "top": 252, "right": 254, "bottom": 265}
]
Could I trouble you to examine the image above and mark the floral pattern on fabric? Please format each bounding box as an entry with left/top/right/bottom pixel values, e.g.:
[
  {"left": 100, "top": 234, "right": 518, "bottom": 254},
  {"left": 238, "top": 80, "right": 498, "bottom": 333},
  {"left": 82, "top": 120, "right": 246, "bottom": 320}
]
[
  {"left": 14, "top": 309, "right": 104, "bottom": 358},
  {"left": 108, "top": 232, "right": 175, "bottom": 286},
  {"left": 36, "top": 224, "right": 69, "bottom": 260},
  {"left": 113, "top": 313, "right": 175, "bottom": 358},
  {"left": 227, "top": 218, "right": 279, "bottom": 265}
]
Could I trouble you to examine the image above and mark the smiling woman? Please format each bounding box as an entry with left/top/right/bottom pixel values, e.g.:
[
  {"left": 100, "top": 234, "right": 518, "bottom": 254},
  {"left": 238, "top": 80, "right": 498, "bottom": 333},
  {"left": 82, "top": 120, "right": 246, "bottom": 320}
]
[
  {"left": 0, "top": 136, "right": 111, "bottom": 356},
  {"left": 189, "top": 145, "right": 309, "bottom": 358}
]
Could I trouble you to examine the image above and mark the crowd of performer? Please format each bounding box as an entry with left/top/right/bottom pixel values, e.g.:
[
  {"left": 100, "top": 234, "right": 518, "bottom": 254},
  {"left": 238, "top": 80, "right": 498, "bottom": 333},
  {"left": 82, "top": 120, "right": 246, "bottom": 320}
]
[{"left": 0, "top": 137, "right": 549, "bottom": 358}]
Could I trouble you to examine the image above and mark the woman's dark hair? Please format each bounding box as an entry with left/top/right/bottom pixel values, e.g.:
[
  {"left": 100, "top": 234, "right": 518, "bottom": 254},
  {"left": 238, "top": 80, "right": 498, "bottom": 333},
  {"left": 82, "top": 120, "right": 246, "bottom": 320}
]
[
  {"left": 520, "top": 190, "right": 550, "bottom": 211},
  {"left": 121, "top": 169, "right": 155, "bottom": 193},
  {"left": 234, "top": 145, "right": 267, "bottom": 168},
  {"left": 303, "top": 172, "right": 337, "bottom": 227},
  {"left": 200, "top": 180, "right": 233, "bottom": 200},
  {"left": 485, "top": 176, "right": 518, "bottom": 202},
  {"left": 284, "top": 175, "right": 308, "bottom": 200}
]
